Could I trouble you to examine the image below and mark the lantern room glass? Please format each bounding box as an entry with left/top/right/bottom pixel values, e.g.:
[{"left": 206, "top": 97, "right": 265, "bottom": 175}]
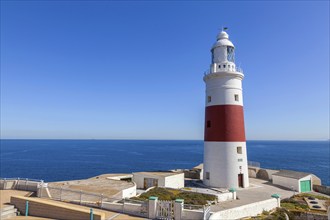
[{"left": 227, "top": 46, "right": 235, "bottom": 62}]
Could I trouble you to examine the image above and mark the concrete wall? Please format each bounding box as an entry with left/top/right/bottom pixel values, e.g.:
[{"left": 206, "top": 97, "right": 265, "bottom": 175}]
[
  {"left": 133, "top": 173, "right": 183, "bottom": 189},
  {"left": 0, "top": 179, "right": 16, "bottom": 189},
  {"left": 291, "top": 211, "right": 328, "bottom": 220},
  {"left": 182, "top": 209, "right": 204, "bottom": 220},
  {"left": 256, "top": 169, "right": 278, "bottom": 181},
  {"left": 121, "top": 184, "right": 136, "bottom": 198},
  {"left": 311, "top": 174, "right": 322, "bottom": 186},
  {"left": 123, "top": 203, "right": 146, "bottom": 217},
  {"left": 132, "top": 174, "right": 142, "bottom": 189},
  {"left": 272, "top": 175, "right": 300, "bottom": 191},
  {"left": 272, "top": 175, "right": 312, "bottom": 192},
  {"left": 133, "top": 173, "right": 165, "bottom": 189},
  {"left": 164, "top": 173, "right": 184, "bottom": 189},
  {"left": 0, "top": 179, "right": 40, "bottom": 192},
  {"left": 248, "top": 167, "right": 257, "bottom": 178},
  {"left": 313, "top": 185, "right": 330, "bottom": 196},
  {"left": 101, "top": 201, "right": 147, "bottom": 218},
  {"left": 183, "top": 170, "right": 202, "bottom": 180},
  {"left": 217, "top": 192, "right": 234, "bottom": 202},
  {"left": 102, "top": 202, "right": 123, "bottom": 212},
  {"left": 16, "top": 180, "right": 40, "bottom": 192},
  {"left": 11, "top": 196, "right": 105, "bottom": 220},
  {"left": 209, "top": 198, "right": 278, "bottom": 220}
]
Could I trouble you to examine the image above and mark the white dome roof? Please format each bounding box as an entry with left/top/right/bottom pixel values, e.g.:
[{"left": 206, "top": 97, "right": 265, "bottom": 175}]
[
  {"left": 217, "top": 31, "right": 229, "bottom": 40},
  {"left": 212, "top": 31, "right": 234, "bottom": 49}
]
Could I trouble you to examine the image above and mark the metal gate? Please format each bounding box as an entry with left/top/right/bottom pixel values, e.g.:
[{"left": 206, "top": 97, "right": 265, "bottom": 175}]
[
  {"left": 156, "top": 200, "right": 174, "bottom": 220},
  {"left": 203, "top": 205, "right": 211, "bottom": 220}
]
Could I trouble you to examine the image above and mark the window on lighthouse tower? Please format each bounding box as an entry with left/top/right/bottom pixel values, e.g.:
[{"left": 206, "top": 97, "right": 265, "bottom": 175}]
[
  {"left": 235, "top": 94, "right": 239, "bottom": 102},
  {"left": 227, "top": 46, "right": 235, "bottom": 62}
]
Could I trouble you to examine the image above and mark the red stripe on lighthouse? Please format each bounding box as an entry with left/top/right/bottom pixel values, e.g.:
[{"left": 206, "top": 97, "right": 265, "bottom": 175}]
[{"left": 204, "top": 105, "right": 246, "bottom": 142}]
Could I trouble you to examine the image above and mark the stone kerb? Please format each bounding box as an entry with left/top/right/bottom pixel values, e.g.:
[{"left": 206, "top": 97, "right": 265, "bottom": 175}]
[{"left": 209, "top": 198, "right": 278, "bottom": 220}]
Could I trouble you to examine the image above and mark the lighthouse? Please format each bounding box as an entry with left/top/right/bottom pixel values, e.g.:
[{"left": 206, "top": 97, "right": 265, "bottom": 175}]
[{"left": 203, "top": 30, "right": 249, "bottom": 189}]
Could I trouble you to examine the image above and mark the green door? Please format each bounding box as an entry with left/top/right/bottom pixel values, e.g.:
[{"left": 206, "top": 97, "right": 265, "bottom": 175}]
[{"left": 300, "top": 180, "right": 311, "bottom": 192}]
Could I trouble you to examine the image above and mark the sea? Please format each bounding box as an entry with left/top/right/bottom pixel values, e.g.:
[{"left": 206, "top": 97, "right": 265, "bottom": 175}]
[{"left": 0, "top": 140, "right": 329, "bottom": 186}]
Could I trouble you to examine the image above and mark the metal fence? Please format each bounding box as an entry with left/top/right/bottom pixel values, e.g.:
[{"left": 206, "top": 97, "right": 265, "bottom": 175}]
[
  {"left": 39, "top": 185, "right": 148, "bottom": 218},
  {"left": 248, "top": 161, "right": 261, "bottom": 168},
  {"left": 1, "top": 178, "right": 210, "bottom": 219},
  {"left": 203, "top": 205, "right": 211, "bottom": 220},
  {"left": 39, "top": 185, "right": 117, "bottom": 206},
  {"left": 0, "top": 177, "right": 43, "bottom": 191}
]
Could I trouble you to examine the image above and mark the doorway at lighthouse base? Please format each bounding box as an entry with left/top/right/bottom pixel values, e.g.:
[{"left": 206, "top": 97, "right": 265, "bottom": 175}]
[{"left": 238, "top": 174, "right": 244, "bottom": 188}]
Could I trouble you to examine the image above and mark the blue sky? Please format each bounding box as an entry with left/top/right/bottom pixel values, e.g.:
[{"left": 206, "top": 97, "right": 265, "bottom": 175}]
[{"left": 1, "top": 1, "right": 329, "bottom": 140}]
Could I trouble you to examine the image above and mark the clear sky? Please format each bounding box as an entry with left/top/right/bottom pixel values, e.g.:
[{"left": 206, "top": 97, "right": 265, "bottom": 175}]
[{"left": 1, "top": 1, "right": 329, "bottom": 140}]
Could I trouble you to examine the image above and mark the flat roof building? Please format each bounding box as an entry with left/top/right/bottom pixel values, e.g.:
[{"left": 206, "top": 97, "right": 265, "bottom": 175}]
[
  {"left": 272, "top": 170, "right": 312, "bottom": 193},
  {"left": 132, "top": 171, "right": 184, "bottom": 190}
]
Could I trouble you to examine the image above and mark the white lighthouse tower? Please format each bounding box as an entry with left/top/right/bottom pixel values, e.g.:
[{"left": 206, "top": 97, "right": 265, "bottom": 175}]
[{"left": 203, "top": 30, "right": 249, "bottom": 189}]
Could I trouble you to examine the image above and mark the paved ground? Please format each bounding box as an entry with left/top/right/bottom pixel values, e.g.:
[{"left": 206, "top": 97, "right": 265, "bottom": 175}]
[
  {"left": 48, "top": 174, "right": 135, "bottom": 198},
  {"left": 211, "top": 178, "right": 294, "bottom": 211}
]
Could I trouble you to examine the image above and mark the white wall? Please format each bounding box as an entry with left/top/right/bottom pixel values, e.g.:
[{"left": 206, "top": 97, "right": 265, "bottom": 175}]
[
  {"left": 209, "top": 198, "right": 278, "bottom": 220},
  {"left": 0, "top": 180, "right": 16, "bottom": 189},
  {"left": 123, "top": 203, "right": 143, "bottom": 215},
  {"left": 122, "top": 183, "right": 137, "bottom": 198},
  {"left": 164, "top": 174, "right": 184, "bottom": 189},
  {"left": 132, "top": 174, "right": 144, "bottom": 189},
  {"left": 182, "top": 209, "right": 205, "bottom": 220},
  {"left": 203, "top": 141, "right": 249, "bottom": 188},
  {"left": 106, "top": 175, "right": 133, "bottom": 181},
  {"left": 102, "top": 202, "right": 123, "bottom": 212},
  {"left": 102, "top": 201, "right": 146, "bottom": 217},
  {"left": 133, "top": 173, "right": 184, "bottom": 189},
  {"left": 217, "top": 192, "right": 234, "bottom": 202},
  {"left": 205, "top": 76, "right": 243, "bottom": 106},
  {"left": 133, "top": 173, "right": 165, "bottom": 189},
  {"left": 272, "top": 175, "right": 300, "bottom": 192}
]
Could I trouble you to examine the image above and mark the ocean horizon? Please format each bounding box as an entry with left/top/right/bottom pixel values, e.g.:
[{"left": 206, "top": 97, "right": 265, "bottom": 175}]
[{"left": 1, "top": 139, "right": 329, "bottom": 186}]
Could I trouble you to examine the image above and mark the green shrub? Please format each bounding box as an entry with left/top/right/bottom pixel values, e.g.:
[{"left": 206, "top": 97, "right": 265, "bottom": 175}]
[
  {"left": 262, "top": 210, "right": 270, "bottom": 215},
  {"left": 132, "top": 187, "right": 216, "bottom": 205},
  {"left": 271, "top": 208, "right": 295, "bottom": 220}
]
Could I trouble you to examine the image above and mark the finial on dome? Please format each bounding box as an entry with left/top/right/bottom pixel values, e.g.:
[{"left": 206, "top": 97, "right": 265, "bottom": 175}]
[
  {"left": 212, "top": 27, "right": 234, "bottom": 49},
  {"left": 217, "top": 30, "right": 229, "bottom": 40}
]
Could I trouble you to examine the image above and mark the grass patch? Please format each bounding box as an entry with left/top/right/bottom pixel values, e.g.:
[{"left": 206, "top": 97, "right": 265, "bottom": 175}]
[
  {"left": 247, "top": 192, "right": 330, "bottom": 220},
  {"left": 294, "top": 193, "right": 330, "bottom": 201},
  {"left": 131, "top": 187, "right": 216, "bottom": 205},
  {"left": 183, "top": 187, "right": 192, "bottom": 190},
  {"left": 281, "top": 198, "right": 309, "bottom": 211}
]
